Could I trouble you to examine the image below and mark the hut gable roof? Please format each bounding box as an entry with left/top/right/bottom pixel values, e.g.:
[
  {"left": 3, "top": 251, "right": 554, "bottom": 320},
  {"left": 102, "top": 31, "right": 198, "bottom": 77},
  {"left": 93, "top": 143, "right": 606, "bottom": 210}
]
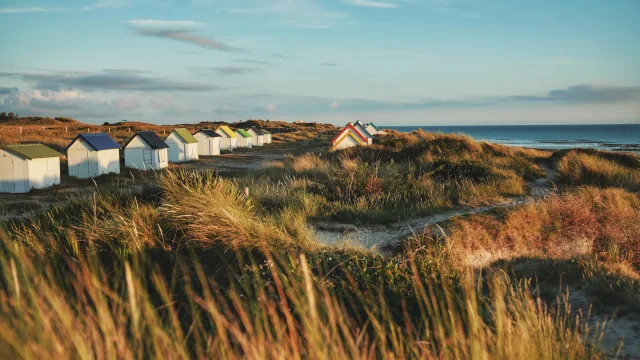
[
  {"left": 172, "top": 128, "right": 198, "bottom": 144},
  {"left": 65, "top": 133, "right": 120, "bottom": 152},
  {"left": 236, "top": 129, "right": 252, "bottom": 138},
  {"left": 218, "top": 126, "right": 238, "bottom": 138},
  {"left": 352, "top": 121, "right": 374, "bottom": 138},
  {"left": 2, "top": 144, "right": 64, "bottom": 160},
  {"left": 366, "top": 123, "right": 381, "bottom": 131},
  {"left": 248, "top": 127, "right": 267, "bottom": 135},
  {"left": 197, "top": 129, "right": 222, "bottom": 138},
  {"left": 125, "top": 131, "right": 169, "bottom": 150},
  {"left": 331, "top": 124, "right": 367, "bottom": 144}
]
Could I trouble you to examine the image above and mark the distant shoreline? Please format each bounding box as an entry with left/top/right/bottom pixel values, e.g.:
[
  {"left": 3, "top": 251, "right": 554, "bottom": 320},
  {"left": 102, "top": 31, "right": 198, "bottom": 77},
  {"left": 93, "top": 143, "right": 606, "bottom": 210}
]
[{"left": 384, "top": 124, "right": 640, "bottom": 152}]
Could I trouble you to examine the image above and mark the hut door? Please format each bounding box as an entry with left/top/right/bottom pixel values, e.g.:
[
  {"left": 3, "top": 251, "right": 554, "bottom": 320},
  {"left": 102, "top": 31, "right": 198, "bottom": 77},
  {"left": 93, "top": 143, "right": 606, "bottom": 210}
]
[
  {"left": 0, "top": 154, "right": 14, "bottom": 192},
  {"left": 143, "top": 150, "right": 152, "bottom": 166},
  {"left": 74, "top": 150, "right": 89, "bottom": 178}
]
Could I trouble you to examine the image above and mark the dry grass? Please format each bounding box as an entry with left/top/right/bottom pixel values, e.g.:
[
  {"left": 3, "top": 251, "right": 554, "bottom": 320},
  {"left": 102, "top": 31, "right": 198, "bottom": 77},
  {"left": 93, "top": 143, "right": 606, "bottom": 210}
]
[
  {"left": 555, "top": 150, "right": 640, "bottom": 190},
  {"left": 413, "top": 187, "right": 640, "bottom": 272},
  {"left": 0, "top": 238, "right": 602, "bottom": 359}
]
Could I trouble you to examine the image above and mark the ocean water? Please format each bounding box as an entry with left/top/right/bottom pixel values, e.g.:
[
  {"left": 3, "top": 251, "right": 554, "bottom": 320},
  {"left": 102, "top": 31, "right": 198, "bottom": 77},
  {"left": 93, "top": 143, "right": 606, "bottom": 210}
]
[{"left": 384, "top": 124, "right": 640, "bottom": 151}]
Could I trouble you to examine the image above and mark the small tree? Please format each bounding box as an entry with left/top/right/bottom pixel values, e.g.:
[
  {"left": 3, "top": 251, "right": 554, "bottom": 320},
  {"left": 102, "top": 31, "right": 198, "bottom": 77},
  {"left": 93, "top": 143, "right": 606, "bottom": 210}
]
[
  {"left": 0, "top": 112, "right": 7, "bottom": 121},
  {"left": 7, "top": 112, "right": 15, "bottom": 119}
]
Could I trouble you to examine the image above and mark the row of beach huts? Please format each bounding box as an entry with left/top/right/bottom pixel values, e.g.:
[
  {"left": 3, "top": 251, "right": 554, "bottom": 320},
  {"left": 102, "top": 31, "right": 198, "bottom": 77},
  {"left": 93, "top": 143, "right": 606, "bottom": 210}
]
[{"left": 0, "top": 126, "right": 272, "bottom": 194}]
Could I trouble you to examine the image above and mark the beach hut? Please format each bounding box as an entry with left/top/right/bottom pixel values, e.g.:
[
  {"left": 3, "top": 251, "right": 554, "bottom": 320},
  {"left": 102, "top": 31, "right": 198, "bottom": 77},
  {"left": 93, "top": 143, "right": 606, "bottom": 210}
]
[
  {"left": 123, "top": 131, "right": 169, "bottom": 170},
  {"left": 261, "top": 129, "right": 273, "bottom": 144},
  {"left": 166, "top": 128, "right": 199, "bottom": 163},
  {"left": 235, "top": 129, "right": 253, "bottom": 148},
  {"left": 365, "top": 122, "right": 385, "bottom": 136},
  {"left": 352, "top": 121, "right": 374, "bottom": 145},
  {"left": 215, "top": 126, "right": 238, "bottom": 151},
  {"left": 65, "top": 133, "right": 121, "bottom": 179},
  {"left": 0, "top": 144, "right": 63, "bottom": 193},
  {"left": 246, "top": 127, "right": 265, "bottom": 146},
  {"left": 330, "top": 124, "right": 368, "bottom": 151},
  {"left": 193, "top": 129, "right": 222, "bottom": 156}
]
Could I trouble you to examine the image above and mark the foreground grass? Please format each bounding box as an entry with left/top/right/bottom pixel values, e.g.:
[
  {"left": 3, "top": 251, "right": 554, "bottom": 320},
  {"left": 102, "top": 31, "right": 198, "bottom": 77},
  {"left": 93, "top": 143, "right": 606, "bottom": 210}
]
[{"left": 0, "top": 169, "right": 606, "bottom": 359}]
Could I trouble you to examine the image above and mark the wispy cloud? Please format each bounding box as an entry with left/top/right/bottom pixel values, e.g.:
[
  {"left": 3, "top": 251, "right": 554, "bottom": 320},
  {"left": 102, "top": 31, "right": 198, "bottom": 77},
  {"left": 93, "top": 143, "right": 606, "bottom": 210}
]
[
  {"left": 508, "top": 84, "right": 640, "bottom": 103},
  {"left": 273, "top": 53, "right": 297, "bottom": 59},
  {"left": 190, "top": 66, "right": 261, "bottom": 76},
  {"left": 318, "top": 63, "right": 337, "bottom": 66},
  {"left": 130, "top": 27, "right": 239, "bottom": 52},
  {"left": 234, "top": 59, "right": 274, "bottom": 66},
  {"left": 0, "top": 70, "right": 219, "bottom": 92},
  {"left": 346, "top": 0, "right": 398, "bottom": 8},
  {"left": 0, "top": 6, "right": 66, "bottom": 13},
  {"left": 127, "top": 19, "right": 205, "bottom": 27},
  {"left": 1, "top": 0, "right": 134, "bottom": 13}
]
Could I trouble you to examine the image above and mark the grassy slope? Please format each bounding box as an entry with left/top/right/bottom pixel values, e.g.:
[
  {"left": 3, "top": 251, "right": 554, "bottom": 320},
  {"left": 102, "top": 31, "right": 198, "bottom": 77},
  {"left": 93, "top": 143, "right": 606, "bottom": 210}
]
[
  {"left": 1, "top": 129, "right": 639, "bottom": 358},
  {"left": 258, "top": 129, "right": 550, "bottom": 224}
]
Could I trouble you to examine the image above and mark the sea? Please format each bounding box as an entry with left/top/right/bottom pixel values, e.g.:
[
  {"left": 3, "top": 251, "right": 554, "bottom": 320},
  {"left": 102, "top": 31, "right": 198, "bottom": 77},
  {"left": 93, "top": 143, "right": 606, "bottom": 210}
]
[{"left": 385, "top": 124, "right": 640, "bottom": 152}]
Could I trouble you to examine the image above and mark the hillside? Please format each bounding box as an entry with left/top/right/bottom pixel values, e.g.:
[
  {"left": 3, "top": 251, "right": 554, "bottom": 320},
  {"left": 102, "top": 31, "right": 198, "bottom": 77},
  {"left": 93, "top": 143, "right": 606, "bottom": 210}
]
[{"left": 0, "top": 116, "right": 80, "bottom": 126}]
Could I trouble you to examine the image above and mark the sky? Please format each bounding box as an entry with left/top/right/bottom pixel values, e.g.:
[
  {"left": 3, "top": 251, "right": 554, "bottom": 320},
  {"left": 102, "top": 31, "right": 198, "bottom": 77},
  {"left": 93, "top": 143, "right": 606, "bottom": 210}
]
[{"left": 0, "top": 0, "right": 639, "bottom": 125}]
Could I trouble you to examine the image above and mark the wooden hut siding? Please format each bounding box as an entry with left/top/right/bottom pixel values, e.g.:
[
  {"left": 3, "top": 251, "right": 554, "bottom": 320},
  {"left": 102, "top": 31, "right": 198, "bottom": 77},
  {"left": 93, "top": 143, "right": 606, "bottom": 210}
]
[
  {"left": 332, "top": 133, "right": 362, "bottom": 150},
  {"left": 352, "top": 121, "right": 374, "bottom": 145},
  {"left": 246, "top": 128, "right": 265, "bottom": 146},
  {"left": 215, "top": 126, "right": 238, "bottom": 151},
  {"left": 124, "top": 133, "right": 169, "bottom": 171},
  {"left": 0, "top": 144, "right": 62, "bottom": 193},
  {"left": 330, "top": 124, "right": 368, "bottom": 151},
  {"left": 235, "top": 130, "right": 253, "bottom": 149},
  {"left": 193, "top": 131, "right": 221, "bottom": 156},
  {"left": 364, "top": 124, "right": 378, "bottom": 135},
  {"left": 165, "top": 130, "right": 199, "bottom": 163},
  {"left": 27, "top": 157, "right": 61, "bottom": 189},
  {"left": 0, "top": 148, "right": 30, "bottom": 193},
  {"left": 66, "top": 137, "right": 120, "bottom": 179}
]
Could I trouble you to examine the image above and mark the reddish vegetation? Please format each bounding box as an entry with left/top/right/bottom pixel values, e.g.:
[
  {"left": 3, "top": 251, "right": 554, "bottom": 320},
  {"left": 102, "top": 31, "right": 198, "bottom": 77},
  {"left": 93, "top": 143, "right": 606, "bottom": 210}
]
[{"left": 441, "top": 187, "right": 640, "bottom": 270}]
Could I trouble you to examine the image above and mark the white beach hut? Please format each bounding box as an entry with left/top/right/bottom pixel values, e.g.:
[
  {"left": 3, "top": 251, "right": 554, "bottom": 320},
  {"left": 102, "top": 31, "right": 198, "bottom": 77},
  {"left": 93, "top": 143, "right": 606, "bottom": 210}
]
[
  {"left": 246, "top": 127, "right": 265, "bottom": 146},
  {"left": 123, "top": 131, "right": 169, "bottom": 171},
  {"left": 0, "top": 144, "right": 63, "bottom": 193},
  {"left": 215, "top": 126, "right": 238, "bottom": 151},
  {"left": 330, "top": 124, "right": 368, "bottom": 151},
  {"left": 261, "top": 129, "right": 273, "bottom": 144},
  {"left": 65, "top": 133, "right": 121, "bottom": 179},
  {"left": 166, "top": 128, "right": 199, "bottom": 163},
  {"left": 193, "top": 129, "right": 222, "bottom": 156},
  {"left": 352, "top": 121, "right": 374, "bottom": 145},
  {"left": 365, "top": 122, "right": 385, "bottom": 136},
  {"left": 235, "top": 129, "right": 253, "bottom": 148}
]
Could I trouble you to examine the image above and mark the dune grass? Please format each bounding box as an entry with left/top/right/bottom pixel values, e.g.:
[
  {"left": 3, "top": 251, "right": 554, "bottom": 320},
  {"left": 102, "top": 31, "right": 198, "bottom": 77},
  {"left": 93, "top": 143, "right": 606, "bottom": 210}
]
[
  {"left": 554, "top": 149, "right": 640, "bottom": 190},
  {"left": 259, "top": 130, "right": 550, "bottom": 224},
  {"left": 0, "top": 169, "right": 607, "bottom": 359}
]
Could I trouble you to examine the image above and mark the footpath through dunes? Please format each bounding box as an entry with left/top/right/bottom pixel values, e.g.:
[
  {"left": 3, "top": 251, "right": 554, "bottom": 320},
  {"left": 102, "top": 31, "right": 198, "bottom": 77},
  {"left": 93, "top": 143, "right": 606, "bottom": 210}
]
[{"left": 312, "top": 162, "right": 556, "bottom": 250}]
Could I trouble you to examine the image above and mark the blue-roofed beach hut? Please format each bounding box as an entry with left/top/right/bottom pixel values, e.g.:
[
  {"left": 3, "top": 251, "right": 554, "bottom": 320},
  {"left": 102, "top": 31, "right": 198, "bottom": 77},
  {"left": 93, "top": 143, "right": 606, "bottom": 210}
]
[{"left": 65, "top": 133, "right": 122, "bottom": 178}]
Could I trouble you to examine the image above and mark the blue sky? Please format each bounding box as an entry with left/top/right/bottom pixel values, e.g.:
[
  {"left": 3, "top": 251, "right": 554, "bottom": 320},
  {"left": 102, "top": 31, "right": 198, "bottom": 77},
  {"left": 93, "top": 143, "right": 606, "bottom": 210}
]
[{"left": 1, "top": 0, "right": 639, "bottom": 125}]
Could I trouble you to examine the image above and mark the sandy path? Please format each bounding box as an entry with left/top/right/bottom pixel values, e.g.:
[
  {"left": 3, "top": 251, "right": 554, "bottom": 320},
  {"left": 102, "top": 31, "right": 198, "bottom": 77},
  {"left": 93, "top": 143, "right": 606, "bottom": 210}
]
[{"left": 313, "top": 163, "right": 557, "bottom": 250}]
